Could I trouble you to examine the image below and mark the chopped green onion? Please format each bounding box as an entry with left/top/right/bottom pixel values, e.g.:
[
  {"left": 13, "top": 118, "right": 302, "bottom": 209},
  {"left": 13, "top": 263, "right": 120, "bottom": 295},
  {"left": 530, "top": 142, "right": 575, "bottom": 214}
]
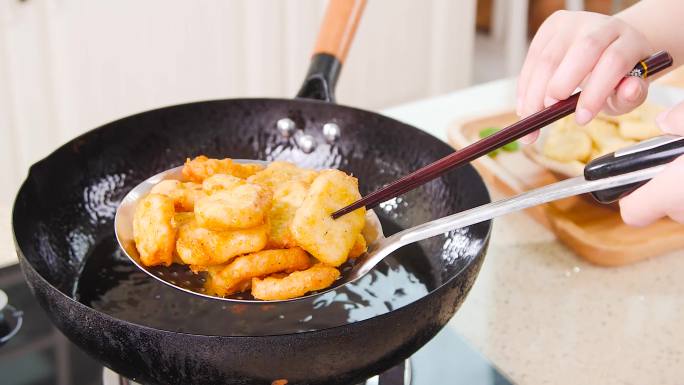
[
  {"left": 479, "top": 127, "right": 499, "bottom": 138},
  {"left": 478, "top": 126, "right": 520, "bottom": 156},
  {"left": 503, "top": 141, "right": 519, "bottom": 152}
]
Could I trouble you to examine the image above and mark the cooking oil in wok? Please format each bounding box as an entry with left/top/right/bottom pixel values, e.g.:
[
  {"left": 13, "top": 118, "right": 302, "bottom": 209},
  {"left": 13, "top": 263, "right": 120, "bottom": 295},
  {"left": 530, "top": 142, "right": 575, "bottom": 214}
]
[{"left": 75, "top": 219, "right": 433, "bottom": 336}]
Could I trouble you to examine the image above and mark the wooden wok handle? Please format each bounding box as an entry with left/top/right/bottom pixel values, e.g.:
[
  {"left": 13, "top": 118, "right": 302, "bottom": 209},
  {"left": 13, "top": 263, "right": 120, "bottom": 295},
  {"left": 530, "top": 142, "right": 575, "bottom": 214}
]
[
  {"left": 313, "top": 0, "right": 367, "bottom": 63},
  {"left": 297, "top": 0, "right": 367, "bottom": 102}
]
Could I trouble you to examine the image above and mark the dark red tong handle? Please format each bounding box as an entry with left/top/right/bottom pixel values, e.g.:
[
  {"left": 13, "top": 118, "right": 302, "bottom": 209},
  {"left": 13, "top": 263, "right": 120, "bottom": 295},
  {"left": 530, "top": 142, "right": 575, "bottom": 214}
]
[{"left": 333, "top": 51, "right": 674, "bottom": 219}]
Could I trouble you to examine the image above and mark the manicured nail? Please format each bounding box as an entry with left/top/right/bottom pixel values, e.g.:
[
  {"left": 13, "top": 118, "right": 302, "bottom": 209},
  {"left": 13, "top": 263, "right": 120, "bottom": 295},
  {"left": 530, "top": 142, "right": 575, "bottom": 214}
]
[
  {"left": 544, "top": 96, "right": 558, "bottom": 108},
  {"left": 575, "top": 108, "right": 593, "bottom": 125}
]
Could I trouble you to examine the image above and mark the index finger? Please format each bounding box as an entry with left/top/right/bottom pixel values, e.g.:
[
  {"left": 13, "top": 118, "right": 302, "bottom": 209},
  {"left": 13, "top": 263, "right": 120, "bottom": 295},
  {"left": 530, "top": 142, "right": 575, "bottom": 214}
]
[
  {"left": 576, "top": 37, "right": 649, "bottom": 124},
  {"left": 619, "top": 155, "right": 684, "bottom": 226},
  {"left": 546, "top": 26, "right": 621, "bottom": 101}
]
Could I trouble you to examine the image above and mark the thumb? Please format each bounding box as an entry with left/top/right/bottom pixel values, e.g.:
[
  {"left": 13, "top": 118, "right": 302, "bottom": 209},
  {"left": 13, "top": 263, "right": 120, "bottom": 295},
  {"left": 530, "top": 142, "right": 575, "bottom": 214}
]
[
  {"left": 656, "top": 101, "right": 684, "bottom": 135},
  {"left": 619, "top": 155, "right": 684, "bottom": 226},
  {"left": 603, "top": 77, "right": 648, "bottom": 116}
]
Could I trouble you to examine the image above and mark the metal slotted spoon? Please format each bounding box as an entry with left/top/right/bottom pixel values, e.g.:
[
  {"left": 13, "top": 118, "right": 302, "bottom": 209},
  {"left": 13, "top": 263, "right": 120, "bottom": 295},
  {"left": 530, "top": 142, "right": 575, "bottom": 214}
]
[
  {"left": 114, "top": 135, "right": 684, "bottom": 302},
  {"left": 114, "top": 159, "right": 387, "bottom": 303}
]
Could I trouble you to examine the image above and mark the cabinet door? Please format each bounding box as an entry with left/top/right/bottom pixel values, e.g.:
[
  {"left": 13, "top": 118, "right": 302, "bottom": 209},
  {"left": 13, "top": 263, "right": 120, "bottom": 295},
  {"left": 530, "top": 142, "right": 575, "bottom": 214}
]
[
  {"left": 0, "top": 0, "right": 324, "bottom": 207},
  {"left": 1, "top": 0, "right": 61, "bottom": 202}
]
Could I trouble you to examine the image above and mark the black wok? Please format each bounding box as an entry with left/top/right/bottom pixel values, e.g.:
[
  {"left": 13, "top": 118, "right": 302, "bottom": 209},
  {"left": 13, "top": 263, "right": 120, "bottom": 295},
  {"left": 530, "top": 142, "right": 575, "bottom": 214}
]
[{"left": 12, "top": 1, "right": 491, "bottom": 384}]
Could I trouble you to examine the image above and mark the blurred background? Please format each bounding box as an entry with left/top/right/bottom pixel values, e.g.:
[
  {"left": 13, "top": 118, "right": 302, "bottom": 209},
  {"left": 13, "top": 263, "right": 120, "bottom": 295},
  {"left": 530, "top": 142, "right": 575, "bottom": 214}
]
[{"left": 0, "top": 0, "right": 649, "bottom": 208}]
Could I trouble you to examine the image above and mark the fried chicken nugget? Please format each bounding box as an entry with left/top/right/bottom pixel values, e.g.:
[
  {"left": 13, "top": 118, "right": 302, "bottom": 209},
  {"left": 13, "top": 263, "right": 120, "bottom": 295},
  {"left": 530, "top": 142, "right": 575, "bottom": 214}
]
[
  {"left": 182, "top": 155, "right": 264, "bottom": 183},
  {"left": 348, "top": 234, "right": 367, "bottom": 259},
  {"left": 173, "top": 211, "right": 195, "bottom": 227},
  {"left": 176, "top": 219, "right": 268, "bottom": 266},
  {"left": 247, "top": 161, "right": 318, "bottom": 191},
  {"left": 251, "top": 264, "right": 340, "bottom": 301},
  {"left": 150, "top": 180, "right": 205, "bottom": 212},
  {"left": 598, "top": 103, "right": 662, "bottom": 141},
  {"left": 266, "top": 181, "right": 310, "bottom": 248},
  {"left": 133, "top": 194, "right": 177, "bottom": 267},
  {"left": 618, "top": 119, "right": 662, "bottom": 141},
  {"left": 583, "top": 119, "right": 636, "bottom": 158},
  {"left": 202, "top": 174, "right": 245, "bottom": 193},
  {"left": 290, "top": 170, "right": 366, "bottom": 267},
  {"left": 205, "top": 247, "right": 311, "bottom": 296},
  {"left": 617, "top": 102, "right": 664, "bottom": 122},
  {"left": 542, "top": 122, "right": 593, "bottom": 163},
  {"left": 195, "top": 183, "right": 272, "bottom": 230}
]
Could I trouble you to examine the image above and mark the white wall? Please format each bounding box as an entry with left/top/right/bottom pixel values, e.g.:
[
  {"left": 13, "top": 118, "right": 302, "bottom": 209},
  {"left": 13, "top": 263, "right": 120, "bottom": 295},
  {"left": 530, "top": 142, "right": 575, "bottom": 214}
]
[{"left": 0, "top": 0, "right": 476, "bottom": 208}]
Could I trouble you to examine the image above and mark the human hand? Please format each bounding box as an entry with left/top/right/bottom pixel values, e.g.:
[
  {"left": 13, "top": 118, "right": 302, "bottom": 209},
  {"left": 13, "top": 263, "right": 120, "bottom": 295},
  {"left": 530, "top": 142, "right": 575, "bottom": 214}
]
[
  {"left": 517, "top": 11, "right": 653, "bottom": 142},
  {"left": 620, "top": 102, "right": 684, "bottom": 226}
]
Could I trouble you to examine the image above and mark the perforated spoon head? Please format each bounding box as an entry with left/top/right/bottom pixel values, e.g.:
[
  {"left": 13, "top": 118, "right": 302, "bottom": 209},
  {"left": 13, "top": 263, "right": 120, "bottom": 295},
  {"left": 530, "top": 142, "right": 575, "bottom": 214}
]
[{"left": 114, "top": 161, "right": 386, "bottom": 303}]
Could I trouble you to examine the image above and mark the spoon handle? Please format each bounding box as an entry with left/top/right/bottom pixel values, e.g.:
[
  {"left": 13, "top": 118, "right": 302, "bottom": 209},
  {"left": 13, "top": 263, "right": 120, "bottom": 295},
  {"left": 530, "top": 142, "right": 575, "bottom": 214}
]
[{"left": 390, "top": 135, "right": 683, "bottom": 247}]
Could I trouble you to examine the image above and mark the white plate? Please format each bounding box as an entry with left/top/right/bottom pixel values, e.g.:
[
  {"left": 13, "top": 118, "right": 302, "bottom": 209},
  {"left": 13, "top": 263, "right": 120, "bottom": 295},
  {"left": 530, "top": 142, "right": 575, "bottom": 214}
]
[{"left": 525, "top": 84, "right": 684, "bottom": 178}]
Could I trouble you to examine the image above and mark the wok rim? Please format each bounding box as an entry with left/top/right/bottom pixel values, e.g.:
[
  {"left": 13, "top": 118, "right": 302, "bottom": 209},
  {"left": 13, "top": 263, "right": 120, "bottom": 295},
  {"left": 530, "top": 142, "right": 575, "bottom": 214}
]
[{"left": 12, "top": 96, "right": 492, "bottom": 338}]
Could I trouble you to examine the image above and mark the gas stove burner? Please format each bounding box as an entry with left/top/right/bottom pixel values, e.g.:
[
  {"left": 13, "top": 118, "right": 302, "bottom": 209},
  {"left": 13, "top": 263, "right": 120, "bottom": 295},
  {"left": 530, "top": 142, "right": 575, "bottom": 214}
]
[
  {"left": 103, "top": 359, "right": 411, "bottom": 385},
  {"left": 0, "top": 289, "right": 23, "bottom": 347}
]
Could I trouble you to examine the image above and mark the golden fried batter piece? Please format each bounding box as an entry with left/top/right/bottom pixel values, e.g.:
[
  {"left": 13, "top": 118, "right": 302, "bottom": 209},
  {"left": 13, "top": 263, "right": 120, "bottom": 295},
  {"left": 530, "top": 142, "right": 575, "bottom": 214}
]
[
  {"left": 618, "top": 119, "right": 661, "bottom": 141},
  {"left": 615, "top": 103, "right": 664, "bottom": 140},
  {"left": 133, "top": 194, "right": 177, "bottom": 267},
  {"left": 150, "top": 180, "right": 205, "bottom": 212},
  {"left": 582, "top": 119, "right": 621, "bottom": 147},
  {"left": 201, "top": 174, "right": 245, "bottom": 193},
  {"left": 182, "top": 155, "right": 264, "bottom": 182},
  {"left": 247, "top": 161, "right": 318, "bottom": 191},
  {"left": 348, "top": 234, "right": 367, "bottom": 259},
  {"left": 266, "top": 181, "right": 310, "bottom": 248},
  {"left": 251, "top": 264, "right": 340, "bottom": 300},
  {"left": 617, "top": 102, "right": 664, "bottom": 123},
  {"left": 543, "top": 123, "right": 593, "bottom": 163},
  {"left": 176, "top": 219, "right": 268, "bottom": 266},
  {"left": 582, "top": 120, "right": 636, "bottom": 158},
  {"left": 290, "top": 170, "right": 366, "bottom": 266},
  {"left": 205, "top": 247, "right": 311, "bottom": 296},
  {"left": 195, "top": 183, "right": 272, "bottom": 230},
  {"left": 171, "top": 212, "right": 195, "bottom": 264},
  {"left": 173, "top": 212, "right": 195, "bottom": 227},
  {"left": 133, "top": 156, "right": 370, "bottom": 300}
]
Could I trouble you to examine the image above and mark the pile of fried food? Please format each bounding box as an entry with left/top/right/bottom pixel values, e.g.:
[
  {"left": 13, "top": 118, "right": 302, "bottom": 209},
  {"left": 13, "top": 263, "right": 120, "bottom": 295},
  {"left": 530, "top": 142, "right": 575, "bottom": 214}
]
[
  {"left": 542, "top": 102, "right": 664, "bottom": 164},
  {"left": 132, "top": 156, "right": 367, "bottom": 300}
]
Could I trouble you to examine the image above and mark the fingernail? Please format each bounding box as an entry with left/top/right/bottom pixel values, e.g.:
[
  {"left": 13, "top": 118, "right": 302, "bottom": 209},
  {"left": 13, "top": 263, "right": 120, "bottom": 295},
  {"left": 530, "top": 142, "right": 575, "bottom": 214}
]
[
  {"left": 516, "top": 99, "right": 523, "bottom": 117},
  {"left": 519, "top": 132, "right": 538, "bottom": 144},
  {"left": 625, "top": 79, "right": 642, "bottom": 102},
  {"left": 544, "top": 96, "right": 558, "bottom": 108},
  {"left": 575, "top": 108, "right": 593, "bottom": 125}
]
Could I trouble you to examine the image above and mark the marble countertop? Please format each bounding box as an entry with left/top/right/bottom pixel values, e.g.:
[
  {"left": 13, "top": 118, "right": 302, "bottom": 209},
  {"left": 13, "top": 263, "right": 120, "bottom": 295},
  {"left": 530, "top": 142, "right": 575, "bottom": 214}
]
[
  {"left": 2, "top": 78, "right": 684, "bottom": 384},
  {"left": 383, "top": 78, "right": 684, "bottom": 385}
]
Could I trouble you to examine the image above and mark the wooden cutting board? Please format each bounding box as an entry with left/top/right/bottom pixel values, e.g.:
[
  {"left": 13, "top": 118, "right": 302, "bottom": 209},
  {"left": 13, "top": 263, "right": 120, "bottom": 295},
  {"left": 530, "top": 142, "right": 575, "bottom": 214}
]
[{"left": 447, "top": 110, "right": 684, "bottom": 266}]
